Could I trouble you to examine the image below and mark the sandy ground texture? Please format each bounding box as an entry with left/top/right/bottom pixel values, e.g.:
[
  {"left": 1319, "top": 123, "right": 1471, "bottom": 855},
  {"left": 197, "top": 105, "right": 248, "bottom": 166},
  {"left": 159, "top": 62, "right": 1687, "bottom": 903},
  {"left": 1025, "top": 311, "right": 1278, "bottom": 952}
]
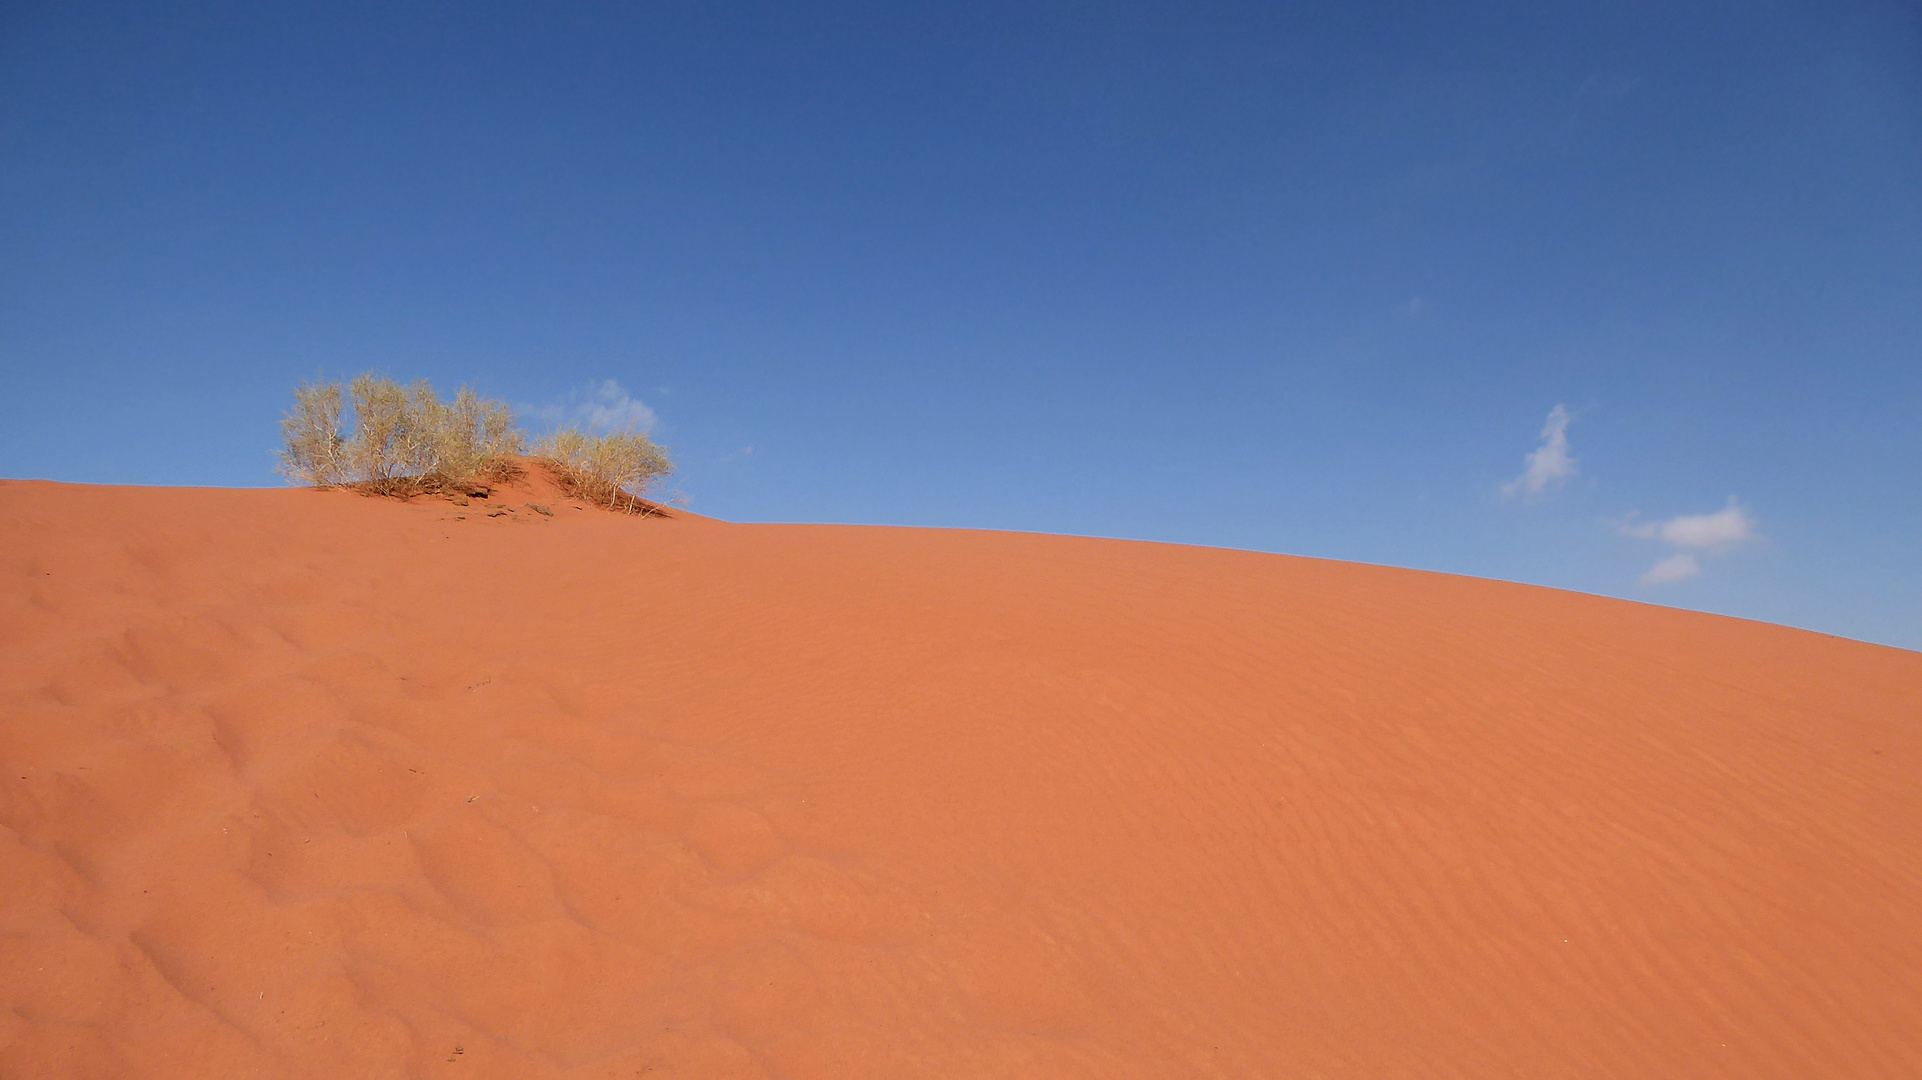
[{"left": 2, "top": 472, "right": 1919, "bottom": 1079}]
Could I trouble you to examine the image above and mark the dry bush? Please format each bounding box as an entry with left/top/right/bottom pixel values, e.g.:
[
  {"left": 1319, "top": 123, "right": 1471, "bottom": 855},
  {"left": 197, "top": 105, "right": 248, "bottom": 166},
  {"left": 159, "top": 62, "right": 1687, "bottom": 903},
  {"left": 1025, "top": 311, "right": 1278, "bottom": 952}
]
[
  {"left": 279, "top": 374, "right": 675, "bottom": 513},
  {"left": 278, "top": 380, "right": 347, "bottom": 486},
  {"left": 434, "top": 387, "right": 523, "bottom": 482},
  {"left": 278, "top": 374, "right": 526, "bottom": 495},
  {"left": 532, "top": 426, "right": 673, "bottom": 514}
]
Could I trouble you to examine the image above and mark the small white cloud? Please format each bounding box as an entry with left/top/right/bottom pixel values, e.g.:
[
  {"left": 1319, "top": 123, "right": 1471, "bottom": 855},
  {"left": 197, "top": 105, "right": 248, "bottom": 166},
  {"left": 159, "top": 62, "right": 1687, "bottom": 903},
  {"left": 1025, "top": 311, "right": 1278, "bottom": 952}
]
[
  {"left": 1502, "top": 405, "right": 1577, "bottom": 501},
  {"left": 1653, "top": 497, "right": 1755, "bottom": 549},
  {"left": 1617, "top": 497, "right": 1758, "bottom": 586},
  {"left": 529, "top": 380, "right": 658, "bottom": 434},
  {"left": 1399, "top": 296, "right": 1427, "bottom": 317},
  {"left": 1613, "top": 512, "right": 1656, "bottom": 540},
  {"left": 578, "top": 380, "right": 656, "bottom": 432},
  {"left": 1640, "top": 553, "right": 1701, "bottom": 586},
  {"left": 1615, "top": 497, "right": 1756, "bottom": 550}
]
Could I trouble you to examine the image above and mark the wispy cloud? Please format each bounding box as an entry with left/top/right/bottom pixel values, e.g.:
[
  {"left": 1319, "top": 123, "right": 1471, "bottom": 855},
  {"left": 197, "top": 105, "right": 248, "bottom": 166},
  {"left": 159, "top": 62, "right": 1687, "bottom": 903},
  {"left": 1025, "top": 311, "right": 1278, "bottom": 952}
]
[
  {"left": 529, "top": 380, "right": 658, "bottom": 433},
  {"left": 1640, "top": 553, "right": 1701, "bottom": 586},
  {"left": 1502, "top": 405, "right": 1576, "bottom": 501},
  {"left": 1616, "top": 497, "right": 1756, "bottom": 549},
  {"left": 1616, "top": 497, "right": 1758, "bottom": 586}
]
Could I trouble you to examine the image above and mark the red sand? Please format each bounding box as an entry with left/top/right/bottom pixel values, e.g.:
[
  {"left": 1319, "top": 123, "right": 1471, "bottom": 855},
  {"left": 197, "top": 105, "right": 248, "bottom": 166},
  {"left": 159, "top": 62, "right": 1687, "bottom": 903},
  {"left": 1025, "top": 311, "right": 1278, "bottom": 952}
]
[{"left": 2, "top": 474, "right": 1919, "bottom": 1079}]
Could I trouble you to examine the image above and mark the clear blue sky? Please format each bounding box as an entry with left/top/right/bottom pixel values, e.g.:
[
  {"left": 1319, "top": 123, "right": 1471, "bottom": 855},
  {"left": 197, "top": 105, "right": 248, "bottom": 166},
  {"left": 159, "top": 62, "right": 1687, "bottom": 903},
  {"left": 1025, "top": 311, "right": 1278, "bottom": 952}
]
[{"left": 3, "top": 1, "right": 1918, "bottom": 650}]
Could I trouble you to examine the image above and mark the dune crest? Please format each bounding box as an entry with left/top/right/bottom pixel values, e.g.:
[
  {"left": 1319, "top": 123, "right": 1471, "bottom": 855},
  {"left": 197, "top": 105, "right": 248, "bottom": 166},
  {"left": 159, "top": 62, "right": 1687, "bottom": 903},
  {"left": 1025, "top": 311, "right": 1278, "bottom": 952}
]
[{"left": 2, "top": 478, "right": 1918, "bottom": 1078}]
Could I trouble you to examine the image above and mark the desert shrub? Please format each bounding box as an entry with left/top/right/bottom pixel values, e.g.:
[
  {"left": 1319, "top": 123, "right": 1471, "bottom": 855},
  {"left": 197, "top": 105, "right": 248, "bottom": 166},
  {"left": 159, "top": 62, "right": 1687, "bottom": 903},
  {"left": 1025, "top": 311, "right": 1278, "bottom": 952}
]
[
  {"left": 434, "top": 387, "right": 523, "bottom": 482},
  {"left": 532, "top": 425, "right": 673, "bottom": 513},
  {"left": 278, "top": 374, "right": 526, "bottom": 494},
  {"left": 340, "top": 375, "right": 424, "bottom": 486},
  {"left": 280, "top": 373, "right": 674, "bottom": 510},
  {"left": 278, "top": 380, "right": 348, "bottom": 486}
]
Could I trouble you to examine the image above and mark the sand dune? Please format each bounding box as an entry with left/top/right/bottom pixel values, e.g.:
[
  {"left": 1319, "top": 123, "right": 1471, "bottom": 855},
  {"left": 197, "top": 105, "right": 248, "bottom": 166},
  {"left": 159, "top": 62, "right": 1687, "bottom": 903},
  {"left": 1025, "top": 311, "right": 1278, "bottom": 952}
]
[{"left": 1, "top": 473, "right": 1918, "bottom": 1078}]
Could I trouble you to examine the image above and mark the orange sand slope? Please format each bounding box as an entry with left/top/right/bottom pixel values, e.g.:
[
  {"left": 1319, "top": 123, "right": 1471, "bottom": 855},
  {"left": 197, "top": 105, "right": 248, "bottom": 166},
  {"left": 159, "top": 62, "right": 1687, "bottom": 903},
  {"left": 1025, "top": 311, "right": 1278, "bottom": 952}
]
[{"left": 2, "top": 477, "right": 1919, "bottom": 1080}]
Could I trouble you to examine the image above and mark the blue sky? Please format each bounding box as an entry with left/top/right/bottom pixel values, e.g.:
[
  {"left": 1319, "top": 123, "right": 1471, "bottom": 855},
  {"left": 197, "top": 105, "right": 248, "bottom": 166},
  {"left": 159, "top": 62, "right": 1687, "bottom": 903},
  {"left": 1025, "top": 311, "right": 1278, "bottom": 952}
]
[{"left": 3, "top": 0, "right": 1918, "bottom": 650}]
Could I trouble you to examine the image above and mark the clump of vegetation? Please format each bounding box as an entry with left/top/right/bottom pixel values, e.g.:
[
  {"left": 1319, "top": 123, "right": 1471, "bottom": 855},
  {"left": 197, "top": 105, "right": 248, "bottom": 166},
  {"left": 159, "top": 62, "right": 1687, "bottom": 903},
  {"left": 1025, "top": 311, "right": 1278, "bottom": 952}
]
[
  {"left": 279, "top": 375, "right": 523, "bottom": 495},
  {"left": 279, "top": 379, "right": 349, "bottom": 486},
  {"left": 531, "top": 426, "right": 673, "bottom": 514},
  {"left": 279, "top": 374, "right": 674, "bottom": 513}
]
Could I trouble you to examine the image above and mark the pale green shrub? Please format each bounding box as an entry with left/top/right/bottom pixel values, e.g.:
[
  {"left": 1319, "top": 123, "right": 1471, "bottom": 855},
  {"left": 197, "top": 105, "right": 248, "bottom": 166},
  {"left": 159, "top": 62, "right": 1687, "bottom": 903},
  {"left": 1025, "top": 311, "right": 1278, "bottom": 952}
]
[
  {"left": 433, "top": 388, "right": 522, "bottom": 480},
  {"left": 278, "top": 374, "right": 526, "bottom": 493},
  {"left": 532, "top": 425, "right": 673, "bottom": 513},
  {"left": 277, "top": 380, "right": 347, "bottom": 486},
  {"left": 280, "top": 374, "right": 673, "bottom": 510}
]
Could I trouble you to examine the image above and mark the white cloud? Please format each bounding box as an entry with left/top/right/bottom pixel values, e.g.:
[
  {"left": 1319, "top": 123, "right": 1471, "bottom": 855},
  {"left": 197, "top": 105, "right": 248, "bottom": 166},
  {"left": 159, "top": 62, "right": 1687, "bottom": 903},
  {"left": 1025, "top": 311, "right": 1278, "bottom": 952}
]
[
  {"left": 1615, "top": 497, "right": 1756, "bottom": 550},
  {"left": 1654, "top": 498, "right": 1755, "bottom": 549},
  {"left": 530, "top": 380, "right": 658, "bottom": 434},
  {"left": 579, "top": 380, "right": 656, "bottom": 432},
  {"left": 1502, "top": 405, "right": 1577, "bottom": 500},
  {"left": 1640, "top": 553, "right": 1701, "bottom": 586},
  {"left": 1617, "top": 497, "right": 1758, "bottom": 586}
]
